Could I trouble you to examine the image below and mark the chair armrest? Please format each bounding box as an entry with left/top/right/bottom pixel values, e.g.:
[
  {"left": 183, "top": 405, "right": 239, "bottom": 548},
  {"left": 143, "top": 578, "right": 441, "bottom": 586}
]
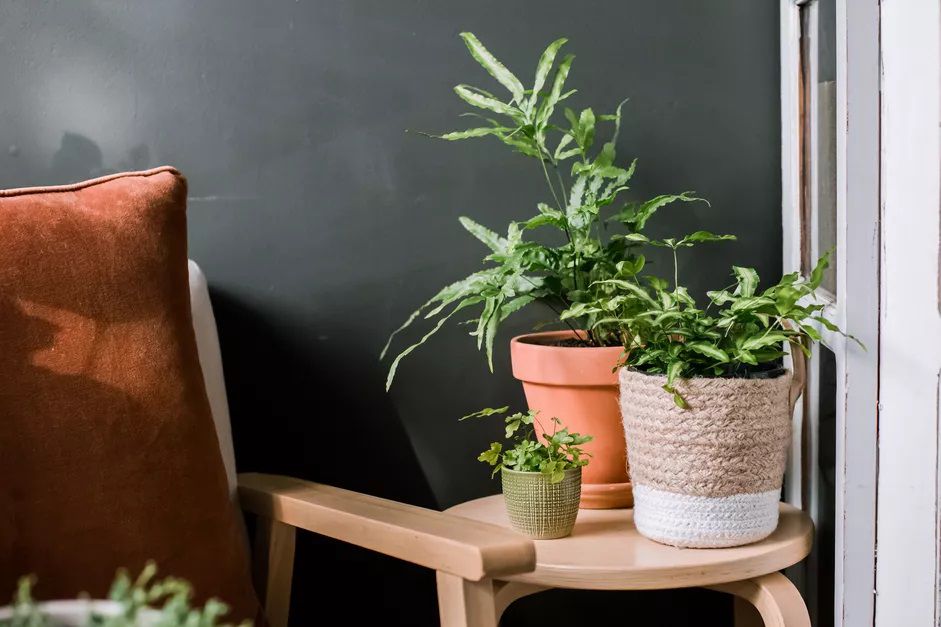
[{"left": 238, "top": 473, "right": 535, "bottom": 581}]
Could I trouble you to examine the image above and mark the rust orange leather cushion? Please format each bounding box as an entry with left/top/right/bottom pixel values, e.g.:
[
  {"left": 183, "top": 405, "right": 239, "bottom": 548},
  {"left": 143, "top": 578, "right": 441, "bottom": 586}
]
[{"left": 0, "top": 167, "right": 261, "bottom": 621}]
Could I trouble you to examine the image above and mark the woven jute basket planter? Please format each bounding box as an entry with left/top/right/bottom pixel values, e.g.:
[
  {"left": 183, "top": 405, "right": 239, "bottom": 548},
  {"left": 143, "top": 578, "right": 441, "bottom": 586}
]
[
  {"left": 502, "top": 467, "right": 581, "bottom": 539},
  {"left": 620, "top": 366, "right": 803, "bottom": 548}
]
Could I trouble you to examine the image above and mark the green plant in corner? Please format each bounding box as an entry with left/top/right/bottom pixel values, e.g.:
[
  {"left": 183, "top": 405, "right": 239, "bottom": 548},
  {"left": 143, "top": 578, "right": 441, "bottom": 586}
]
[
  {"left": 381, "top": 32, "right": 710, "bottom": 389},
  {"left": 2, "top": 563, "right": 250, "bottom": 627},
  {"left": 461, "top": 406, "right": 592, "bottom": 483}
]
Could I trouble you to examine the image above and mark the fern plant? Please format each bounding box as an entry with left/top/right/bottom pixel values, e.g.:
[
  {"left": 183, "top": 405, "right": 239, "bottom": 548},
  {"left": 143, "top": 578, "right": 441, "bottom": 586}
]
[
  {"left": 381, "top": 32, "right": 708, "bottom": 389},
  {"left": 562, "top": 235, "right": 859, "bottom": 407},
  {"left": 461, "top": 406, "right": 592, "bottom": 483}
]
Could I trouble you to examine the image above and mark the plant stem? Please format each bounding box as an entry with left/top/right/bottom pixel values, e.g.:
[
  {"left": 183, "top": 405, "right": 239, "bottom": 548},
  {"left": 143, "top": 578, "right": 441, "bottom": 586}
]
[
  {"left": 672, "top": 247, "right": 679, "bottom": 290},
  {"left": 543, "top": 298, "right": 582, "bottom": 337},
  {"left": 539, "top": 156, "right": 565, "bottom": 220},
  {"left": 552, "top": 163, "right": 569, "bottom": 208},
  {"left": 538, "top": 156, "right": 581, "bottom": 294}
]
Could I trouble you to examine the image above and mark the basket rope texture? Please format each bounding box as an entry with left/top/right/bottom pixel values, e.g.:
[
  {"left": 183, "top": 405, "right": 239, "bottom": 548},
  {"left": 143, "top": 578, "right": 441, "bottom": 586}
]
[
  {"left": 620, "top": 368, "right": 792, "bottom": 548},
  {"left": 502, "top": 467, "right": 581, "bottom": 539}
]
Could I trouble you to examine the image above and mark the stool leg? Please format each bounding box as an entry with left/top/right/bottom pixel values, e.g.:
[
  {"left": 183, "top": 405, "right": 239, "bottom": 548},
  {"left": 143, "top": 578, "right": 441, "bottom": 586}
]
[
  {"left": 436, "top": 572, "right": 497, "bottom": 627},
  {"left": 707, "top": 572, "right": 810, "bottom": 627},
  {"left": 493, "top": 581, "right": 547, "bottom": 622}
]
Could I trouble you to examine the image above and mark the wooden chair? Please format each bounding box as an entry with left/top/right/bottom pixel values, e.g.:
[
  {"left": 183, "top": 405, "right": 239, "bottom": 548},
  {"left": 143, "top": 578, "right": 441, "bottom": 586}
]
[{"left": 187, "top": 262, "right": 536, "bottom": 627}]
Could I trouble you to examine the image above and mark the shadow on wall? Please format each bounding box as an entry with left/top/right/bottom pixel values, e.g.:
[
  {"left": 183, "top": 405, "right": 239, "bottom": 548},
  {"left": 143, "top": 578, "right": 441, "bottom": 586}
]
[
  {"left": 207, "top": 288, "right": 440, "bottom": 626},
  {"left": 48, "top": 131, "right": 151, "bottom": 185}
]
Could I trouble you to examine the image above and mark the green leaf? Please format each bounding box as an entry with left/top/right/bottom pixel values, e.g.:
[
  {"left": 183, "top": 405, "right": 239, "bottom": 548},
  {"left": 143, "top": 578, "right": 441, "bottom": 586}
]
[
  {"left": 436, "top": 127, "right": 512, "bottom": 140},
  {"left": 732, "top": 266, "right": 760, "bottom": 297},
  {"left": 553, "top": 132, "right": 575, "bottom": 160},
  {"left": 473, "top": 297, "right": 498, "bottom": 350},
  {"left": 386, "top": 298, "right": 478, "bottom": 390},
  {"left": 529, "top": 37, "right": 568, "bottom": 111},
  {"left": 666, "top": 360, "right": 685, "bottom": 387},
  {"left": 799, "top": 322, "right": 822, "bottom": 342},
  {"left": 459, "top": 32, "right": 525, "bottom": 103},
  {"left": 662, "top": 383, "right": 689, "bottom": 409},
  {"left": 620, "top": 233, "right": 650, "bottom": 244},
  {"left": 453, "top": 84, "right": 520, "bottom": 118},
  {"left": 809, "top": 250, "right": 832, "bottom": 290},
  {"left": 680, "top": 231, "right": 737, "bottom": 246},
  {"left": 811, "top": 315, "right": 841, "bottom": 332},
  {"left": 497, "top": 133, "right": 542, "bottom": 158},
  {"left": 741, "top": 332, "right": 789, "bottom": 351},
  {"left": 616, "top": 255, "right": 645, "bottom": 276},
  {"left": 567, "top": 174, "right": 587, "bottom": 210},
  {"left": 381, "top": 271, "right": 489, "bottom": 360},
  {"left": 560, "top": 302, "right": 603, "bottom": 320},
  {"left": 707, "top": 290, "right": 735, "bottom": 305},
  {"left": 597, "top": 98, "right": 629, "bottom": 165},
  {"left": 536, "top": 53, "right": 574, "bottom": 127},
  {"left": 775, "top": 285, "right": 802, "bottom": 315},
  {"left": 593, "top": 279, "right": 659, "bottom": 306},
  {"left": 611, "top": 192, "right": 707, "bottom": 231},
  {"left": 477, "top": 442, "right": 503, "bottom": 466},
  {"left": 577, "top": 107, "right": 596, "bottom": 151},
  {"left": 653, "top": 310, "right": 684, "bottom": 325},
  {"left": 730, "top": 296, "right": 775, "bottom": 312},
  {"left": 460, "top": 406, "right": 510, "bottom": 420},
  {"left": 737, "top": 350, "right": 758, "bottom": 365},
  {"left": 686, "top": 342, "right": 730, "bottom": 363},
  {"left": 459, "top": 216, "right": 506, "bottom": 253},
  {"left": 380, "top": 302, "right": 427, "bottom": 362},
  {"left": 499, "top": 294, "right": 536, "bottom": 321}
]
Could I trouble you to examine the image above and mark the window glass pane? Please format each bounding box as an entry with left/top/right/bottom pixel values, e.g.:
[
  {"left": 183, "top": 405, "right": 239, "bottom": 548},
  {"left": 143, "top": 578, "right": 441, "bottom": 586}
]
[
  {"left": 811, "top": 345, "right": 837, "bottom": 627},
  {"left": 817, "top": 0, "right": 837, "bottom": 294},
  {"left": 801, "top": 0, "right": 838, "bottom": 294}
]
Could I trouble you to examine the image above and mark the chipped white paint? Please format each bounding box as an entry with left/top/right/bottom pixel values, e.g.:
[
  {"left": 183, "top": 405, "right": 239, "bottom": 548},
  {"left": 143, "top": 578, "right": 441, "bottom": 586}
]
[
  {"left": 876, "top": 1, "right": 941, "bottom": 624},
  {"left": 780, "top": 1, "right": 880, "bottom": 624}
]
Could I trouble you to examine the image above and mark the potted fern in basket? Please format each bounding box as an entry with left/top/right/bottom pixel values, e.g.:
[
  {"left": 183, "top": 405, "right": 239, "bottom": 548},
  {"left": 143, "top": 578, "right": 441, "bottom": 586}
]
[
  {"left": 462, "top": 407, "right": 592, "bottom": 539},
  {"left": 564, "top": 237, "right": 858, "bottom": 548},
  {"left": 383, "top": 32, "right": 710, "bottom": 509}
]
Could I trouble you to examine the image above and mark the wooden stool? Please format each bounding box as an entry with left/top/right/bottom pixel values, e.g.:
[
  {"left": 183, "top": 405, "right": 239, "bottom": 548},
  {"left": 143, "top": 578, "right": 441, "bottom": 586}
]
[{"left": 438, "top": 496, "right": 813, "bottom": 626}]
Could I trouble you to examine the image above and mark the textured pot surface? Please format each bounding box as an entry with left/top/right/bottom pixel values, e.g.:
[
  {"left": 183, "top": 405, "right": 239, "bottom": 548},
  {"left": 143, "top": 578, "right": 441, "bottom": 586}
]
[
  {"left": 0, "top": 600, "right": 161, "bottom": 626},
  {"left": 510, "top": 331, "right": 631, "bottom": 509},
  {"left": 501, "top": 467, "right": 581, "bottom": 539},
  {"left": 620, "top": 368, "right": 792, "bottom": 548}
]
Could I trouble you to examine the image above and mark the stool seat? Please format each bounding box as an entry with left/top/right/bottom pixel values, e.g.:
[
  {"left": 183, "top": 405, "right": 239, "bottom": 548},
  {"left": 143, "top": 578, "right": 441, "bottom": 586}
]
[{"left": 440, "top": 495, "right": 815, "bottom": 627}]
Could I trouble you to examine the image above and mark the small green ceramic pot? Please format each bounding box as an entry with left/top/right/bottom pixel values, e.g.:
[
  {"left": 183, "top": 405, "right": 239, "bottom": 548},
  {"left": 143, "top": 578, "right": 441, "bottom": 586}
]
[{"left": 501, "top": 467, "right": 582, "bottom": 539}]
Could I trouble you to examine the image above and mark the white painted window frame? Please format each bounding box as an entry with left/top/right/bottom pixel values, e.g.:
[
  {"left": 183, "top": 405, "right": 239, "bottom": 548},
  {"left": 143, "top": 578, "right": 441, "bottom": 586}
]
[
  {"left": 780, "top": 1, "right": 880, "bottom": 625},
  {"left": 875, "top": 2, "right": 941, "bottom": 625}
]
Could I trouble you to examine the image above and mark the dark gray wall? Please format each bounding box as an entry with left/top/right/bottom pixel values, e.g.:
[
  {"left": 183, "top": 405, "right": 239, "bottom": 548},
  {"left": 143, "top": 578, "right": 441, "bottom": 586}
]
[{"left": 0, "top": 1, "right": 780, "bottom": 624}]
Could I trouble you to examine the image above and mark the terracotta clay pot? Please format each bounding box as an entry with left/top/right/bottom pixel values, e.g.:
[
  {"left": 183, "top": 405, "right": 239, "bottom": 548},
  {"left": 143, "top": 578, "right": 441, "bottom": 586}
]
[{"left": 510, "top": 330, "right": 632, "bottom": 509}]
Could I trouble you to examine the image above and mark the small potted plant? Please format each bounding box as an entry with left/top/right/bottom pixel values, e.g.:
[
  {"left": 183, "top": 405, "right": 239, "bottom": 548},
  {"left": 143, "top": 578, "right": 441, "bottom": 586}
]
[
  {"left": 0, "top": 563, "right": 249, "bottom": 626},
  {"left": 462, "top": 407, "right": 592, "bottom": 539},
  {"left": 383, "top": 32, "right": 709, "bottom": 508},
  {"left": 566, "top": 239, "right": 858, "bottom": 548}
]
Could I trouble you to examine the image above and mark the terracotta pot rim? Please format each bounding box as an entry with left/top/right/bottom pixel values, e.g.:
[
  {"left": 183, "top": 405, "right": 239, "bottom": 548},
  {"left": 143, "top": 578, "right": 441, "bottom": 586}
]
[
  {"left": 510, "top": 330, "right": 623, "bottom": 386},
  {"left": 510, "top": 330, "right": 623, "bottom": 351}
]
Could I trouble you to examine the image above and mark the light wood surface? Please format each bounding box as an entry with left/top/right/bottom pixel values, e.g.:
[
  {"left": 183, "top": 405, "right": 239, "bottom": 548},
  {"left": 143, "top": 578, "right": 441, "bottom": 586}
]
[
  {"left": 238, "top": 473, "right": 535, "bottom": 582},
  {"left": 436, "top": 573, "right": 498, "bottom": 627},
  {"left": 446, "top": 495, "right": 813, "bottom": 590},
  {"left": 708, "top": 573, "right": 811, "bottom": 627},
  {"left": 251, "top": 518, "right": 295, "bottom": 627}
]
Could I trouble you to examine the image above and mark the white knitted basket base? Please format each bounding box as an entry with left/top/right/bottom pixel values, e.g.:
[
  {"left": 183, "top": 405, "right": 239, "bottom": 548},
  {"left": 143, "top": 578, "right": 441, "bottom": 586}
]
[{"left": 633, "top": 484, "right": 781, "bottom": 548}]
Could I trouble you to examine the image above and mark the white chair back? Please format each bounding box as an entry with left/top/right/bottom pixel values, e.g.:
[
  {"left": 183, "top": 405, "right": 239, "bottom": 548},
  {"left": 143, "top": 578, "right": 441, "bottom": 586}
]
[{"left": 188, "top": 261, "right": 238, "bottom": 497}]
